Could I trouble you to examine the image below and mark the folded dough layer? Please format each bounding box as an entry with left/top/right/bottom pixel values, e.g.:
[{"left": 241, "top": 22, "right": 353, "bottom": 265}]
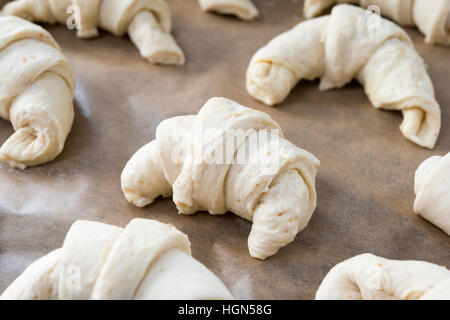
[
  {"left": 0, "top": 16, "right": 75, "bottom": 169},
  {"left": 316, "top": 253, "right": 450, "bottom": 300},
  {"left": 198, "top": 0, "right": 258, "bottom": 21},
  {"left": 1, "top": 0, "right": 185, "bottom": 65},
  {"left": 121, "top": 97, "right": 320, "bottom": 260},
  {"left": 247, "top": 4, "right": 441, "bottom": 149},
  {"left": 414, "top": 152, "right": 450, "bottom": 235},
  {"left": 0, "top": 218, "right": 233, "bottom": 300},
  {"left": 303, "top": 0, "right": 450, "bottom": 45}
]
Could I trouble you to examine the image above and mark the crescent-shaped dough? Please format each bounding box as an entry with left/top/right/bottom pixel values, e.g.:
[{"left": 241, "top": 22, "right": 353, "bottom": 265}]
[
  {"left": 247, "top": 4, "right": 441, "bottom": 149},
  {"left": 1, "top": 0, "right": 185, "bottom": 65},
  {"left": 121, "top": 97, "right": 320, "bottom": 260},
  {"left": 0, "top": 219, "right": 233, "bottom": 300},
  {"left": 414, "top": 152, "right": 450, "bottom": 235},
  {"left": 0, "top": 16, "right": 75, "bottom": 169},
  {"left": 303, "top": 0, "right": 450, "bottom": 45},
  {"left": 316, "top": 253, "right": 450, "bottom": 300}
]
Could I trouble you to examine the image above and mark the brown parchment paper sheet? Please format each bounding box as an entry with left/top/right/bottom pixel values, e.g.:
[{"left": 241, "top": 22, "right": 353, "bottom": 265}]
[{"left": 0, "top": 0, "right": 449, "bottom": 299}]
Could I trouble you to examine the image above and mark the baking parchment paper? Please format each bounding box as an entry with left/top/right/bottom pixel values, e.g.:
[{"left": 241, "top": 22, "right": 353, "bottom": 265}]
[{"left": 0, "top": 0, "right": 449, "bottom": 299}]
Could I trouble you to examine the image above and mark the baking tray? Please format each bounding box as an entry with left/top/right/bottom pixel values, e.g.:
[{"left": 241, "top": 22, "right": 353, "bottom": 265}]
[{"left": 0, "top": 0, "right": 449, "bottom": 299}]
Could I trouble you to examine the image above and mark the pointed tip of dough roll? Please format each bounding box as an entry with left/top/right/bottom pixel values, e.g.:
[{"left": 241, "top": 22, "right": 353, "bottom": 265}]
[
  {"left": 200, "top": 0, "right": 259, "bottom": 21},
  {"left": 120, "top": 141, "right": 172, "bottom": 207},
  {"left": 400, "top": 106, "right": 440, "bottom": 149},
  {"left": 128, "top": 10, "right": 185, "bottom": 66},
  {"left": 0, "top": 153, "right": 27, "bottom": 170},
  {"left": 248, "top": 247, "right": 270, "bottom": 260},
  {"left": 123, "top": 190, "right": 155, "bottom": 207}
]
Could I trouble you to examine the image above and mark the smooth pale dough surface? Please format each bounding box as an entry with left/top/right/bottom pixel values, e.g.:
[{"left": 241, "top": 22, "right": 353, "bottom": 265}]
[
  {"left": 0, "top": 218, "right": 233, "bottom": 300},
  {"left": 247, "top": 4, "right": 441, "bottom": 149},
  {"left": 1, "top": 0, "right": 184, "bottom": 65},
  {"left": 0, "top": 16, "right": 75, "bottom": 169},
  {"left": 121, "top": 97, "right": 320, "bottom": 260},
  {"left": 198, "top": 0, "right": 258, "bottom": 21},
  {"left": 316, "top": 253, "right": 450, "bottom": 300},
  {"left": 414, "top": 152, "right": 450, "bottom": 235},
  {"left": 303, "top": 0, "right": 450, "bottom": 45}
]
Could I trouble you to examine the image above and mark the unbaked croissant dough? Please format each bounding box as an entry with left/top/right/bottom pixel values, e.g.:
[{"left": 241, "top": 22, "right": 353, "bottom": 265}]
[
  {"left": 0, "top": 218, "right": 233, "bottom": 300},
  {"left": 316, "top": 253, "right": 450, "bottom": 300},
  {"left": 247, "top": 4, "right": 441, "bottom": 149},
  {"left": 1, "top": 0, "right": 185, "bottom": 65},
  {"left": 0, "top": 16, "right": 75, "bottom": 169},
  {"left": 198, "top": 0, "right": 258, "bottom": 21},
  {"left": 303, "top": 0, "right": 450, "bottom": 45},
  {"left": 121, "top": 97, "right": 320, "bottom": 260},
  {"left": 414, "top": 152, "right": 450, "bottom": 235}
]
